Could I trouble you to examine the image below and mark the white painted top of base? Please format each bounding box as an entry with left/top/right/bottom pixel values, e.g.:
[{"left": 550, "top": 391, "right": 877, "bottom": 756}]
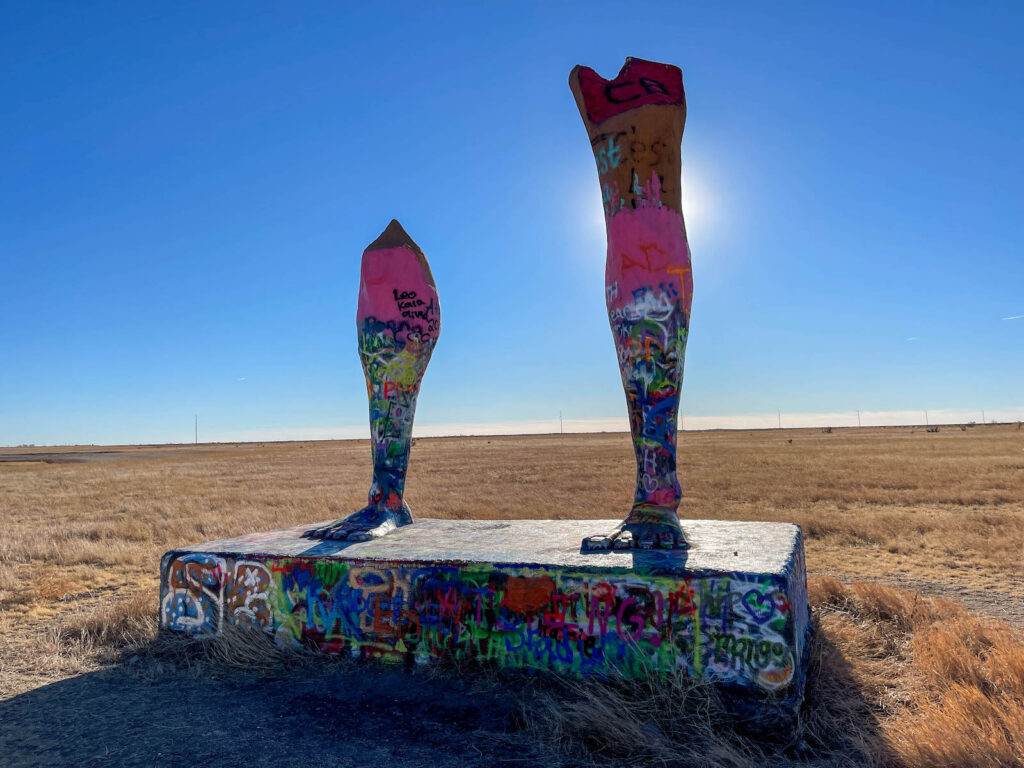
[{"left": 171, "top": 519, "right": 803, "bottom": 576}]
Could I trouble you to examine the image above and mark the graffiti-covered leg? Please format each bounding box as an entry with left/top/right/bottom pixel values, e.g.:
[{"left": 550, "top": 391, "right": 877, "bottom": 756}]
[
  {"left": 306, "top": 220, "right": 440, "bottom": 541},
  {"left": 569, "top": 59, "right": 694, "bottom": 552}
]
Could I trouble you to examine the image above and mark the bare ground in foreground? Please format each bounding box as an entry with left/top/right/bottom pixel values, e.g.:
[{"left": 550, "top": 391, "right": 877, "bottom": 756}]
[{"left": 1, "top": 425, "right": 1023, "bottom": 766}]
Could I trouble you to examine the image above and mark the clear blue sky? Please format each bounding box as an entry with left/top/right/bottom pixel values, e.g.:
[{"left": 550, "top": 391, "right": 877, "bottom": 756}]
[{"left": 2, "top": 2, "right": 1022, "bottom": 445}]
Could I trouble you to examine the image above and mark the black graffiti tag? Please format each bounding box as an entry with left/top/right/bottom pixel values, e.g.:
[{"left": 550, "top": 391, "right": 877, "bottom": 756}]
[{"left": 605, "top": 77, "right": 671, "bottom": 104}]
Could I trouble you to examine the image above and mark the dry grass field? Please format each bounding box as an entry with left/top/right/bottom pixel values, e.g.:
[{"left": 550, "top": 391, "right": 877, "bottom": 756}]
[{"left": 1, "top": 425, "right": 1023, "bottom": 766}]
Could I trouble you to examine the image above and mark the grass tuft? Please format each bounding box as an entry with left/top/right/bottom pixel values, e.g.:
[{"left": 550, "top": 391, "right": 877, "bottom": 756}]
[
  {"left": 147, "top": 621, "right": 322, "bottom": 675},
  {"left": 50, "top": 591, "right": 157, "bottom": 656},
  {"left": 526, "top": 673, "right": 758, "bottom": 767}
]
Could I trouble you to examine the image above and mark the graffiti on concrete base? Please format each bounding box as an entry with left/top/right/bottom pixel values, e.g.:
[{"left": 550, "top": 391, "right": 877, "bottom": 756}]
[
  {"left": 161, "top": 554, "right": 273, "bottom": 634},
  {"left": 161, "top": 553, "right": 800, "bottom": 693}
]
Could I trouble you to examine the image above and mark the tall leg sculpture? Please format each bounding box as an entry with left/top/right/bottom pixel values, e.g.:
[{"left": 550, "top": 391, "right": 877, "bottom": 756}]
[
  {"left": 570, "top": 59, "right": 694, "bottom": 552},
  {"left": 306, "top": 220, "right": 440, "bottom": 541}
]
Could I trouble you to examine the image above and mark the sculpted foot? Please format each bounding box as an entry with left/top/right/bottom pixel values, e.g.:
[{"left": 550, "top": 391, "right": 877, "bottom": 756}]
[
  {"left": 582, "top": 513, "right": 687, "bottom": 553},
  {"left": 306, "top": 503, "right": 413, "bottom": 541}
]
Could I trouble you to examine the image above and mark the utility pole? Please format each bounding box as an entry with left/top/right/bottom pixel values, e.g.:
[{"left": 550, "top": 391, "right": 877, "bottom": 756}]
[
  {"left": 559, "top": 411, "right": 563, "bottom": 435},
  {"left": 777, "top": 410, "right": 782, "bottom": 429},
  {"left": 982, "top": 409, "right": 986, "bottom": 424},
  {"left": 680, "top": 410, "right": 685, "bottom": 431},
  {"left": 924, "top": 410, "right": 929, "bottom": 427},
  {"left": 857, "top": 409, "right": 862, "bottom": 428},
  {"left": 194, "top": 415, "right": 198, "bottom": 445}
]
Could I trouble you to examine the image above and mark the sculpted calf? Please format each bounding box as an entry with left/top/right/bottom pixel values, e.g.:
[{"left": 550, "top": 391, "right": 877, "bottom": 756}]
[
  {"left": 306, "top": 220, "right": 440, "bottom": 541},
  {"left": 570, "top": 58, "right": 695, "bottom": 551}
]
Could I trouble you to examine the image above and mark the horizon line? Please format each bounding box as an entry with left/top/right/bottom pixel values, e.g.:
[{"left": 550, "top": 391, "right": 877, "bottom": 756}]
[{"left": 5, "top": 406, "right": 1022, "bottom": 448}]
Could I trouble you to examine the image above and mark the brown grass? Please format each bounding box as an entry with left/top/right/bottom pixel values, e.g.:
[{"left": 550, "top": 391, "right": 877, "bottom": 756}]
[
  {"left": 2, "top": 426, "right": 1023, "bottom": 765},
  {"left": 49, "top": 591, "right": 156, "bottom": 654},
  {"left": 523, "top": 578, "right": 1024, "bottom": 767},
  {"left": 3, "top": 426, "right": 1022, "bottom": 592}
]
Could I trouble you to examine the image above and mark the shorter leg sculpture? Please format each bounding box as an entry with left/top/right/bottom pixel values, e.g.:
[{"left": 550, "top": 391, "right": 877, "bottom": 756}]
[
  {"left": 569, "top": 59, "right": 694, "bottom": 552},
  {"left": 306, "top": 220, "right": 440, "bottom": 541}
]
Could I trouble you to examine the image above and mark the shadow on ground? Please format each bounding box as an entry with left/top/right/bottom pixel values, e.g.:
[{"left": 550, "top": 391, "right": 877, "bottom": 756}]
[
  {"left": 1, "top": 627, "right": 892, "bottom": 768},
  {"left": 798, "top": 629, "right": 894, "bottom": 767},
  {"left": 0, "top": 661, "right": 537, "bottom": 768}
]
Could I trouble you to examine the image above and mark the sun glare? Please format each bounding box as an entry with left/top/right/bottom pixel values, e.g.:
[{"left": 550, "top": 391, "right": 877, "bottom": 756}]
[
  {"left": 680, "top": 160, "right": 718, "bottom": 245},
  {"left": 569, "top": 159, "right": 720, "bottom": 280}
]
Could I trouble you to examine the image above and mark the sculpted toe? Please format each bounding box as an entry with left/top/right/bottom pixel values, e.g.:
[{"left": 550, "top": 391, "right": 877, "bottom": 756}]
[{"left": 581, "top": 535, "right": 612, "bottom": 553}]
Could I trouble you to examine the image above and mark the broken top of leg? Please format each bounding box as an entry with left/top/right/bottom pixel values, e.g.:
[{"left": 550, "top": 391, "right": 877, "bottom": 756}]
[
  {"left": 358, "top": 219, "right": 439, "bottom": 337},
  {"left": 569, "top": 58, "right": 687, "bottom": 216},
  {"left": 364, "top": 219, "right": 436, "bottom": 288}
]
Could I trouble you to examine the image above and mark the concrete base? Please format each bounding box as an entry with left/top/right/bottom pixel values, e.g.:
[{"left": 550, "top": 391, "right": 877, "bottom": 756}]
[{"left": 160, "top": 519, "right": 811, "bottom": 731}]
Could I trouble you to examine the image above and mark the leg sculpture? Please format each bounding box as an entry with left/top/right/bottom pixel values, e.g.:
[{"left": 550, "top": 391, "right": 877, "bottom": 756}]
[
  {"left": 306, "top": 220, "right": 440, "bottom": 541},
  {"left": 570, "top": 58, "right": 694, "bottom": 551}
]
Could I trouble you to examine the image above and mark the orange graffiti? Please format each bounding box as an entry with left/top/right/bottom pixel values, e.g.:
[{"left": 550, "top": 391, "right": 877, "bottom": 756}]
[
  {"left": 620, "top": 242, "right": 669, "bottom": 273},
  {"left": 667, "top": 265, "right": 691, "bottom": 291},
  {"left": 503, "top": 575, "right": 556, "bottom": 614}
]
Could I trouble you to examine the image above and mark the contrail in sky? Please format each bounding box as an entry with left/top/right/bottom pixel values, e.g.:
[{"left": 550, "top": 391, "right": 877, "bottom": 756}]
[{"left": 1003, "top": 315, "right": 1024, "bottom": 321}]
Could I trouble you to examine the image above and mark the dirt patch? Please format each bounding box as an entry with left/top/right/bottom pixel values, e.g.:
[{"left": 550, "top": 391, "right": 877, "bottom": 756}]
[
  {"left": 0, "top": 446, "right": 237, "bottom": 463},
  {"left": 0, "top": 451, "right": 164, "bottom": 464},
  {"left": 828, "top": 571, "right": 1024, "bottom": 630}
]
